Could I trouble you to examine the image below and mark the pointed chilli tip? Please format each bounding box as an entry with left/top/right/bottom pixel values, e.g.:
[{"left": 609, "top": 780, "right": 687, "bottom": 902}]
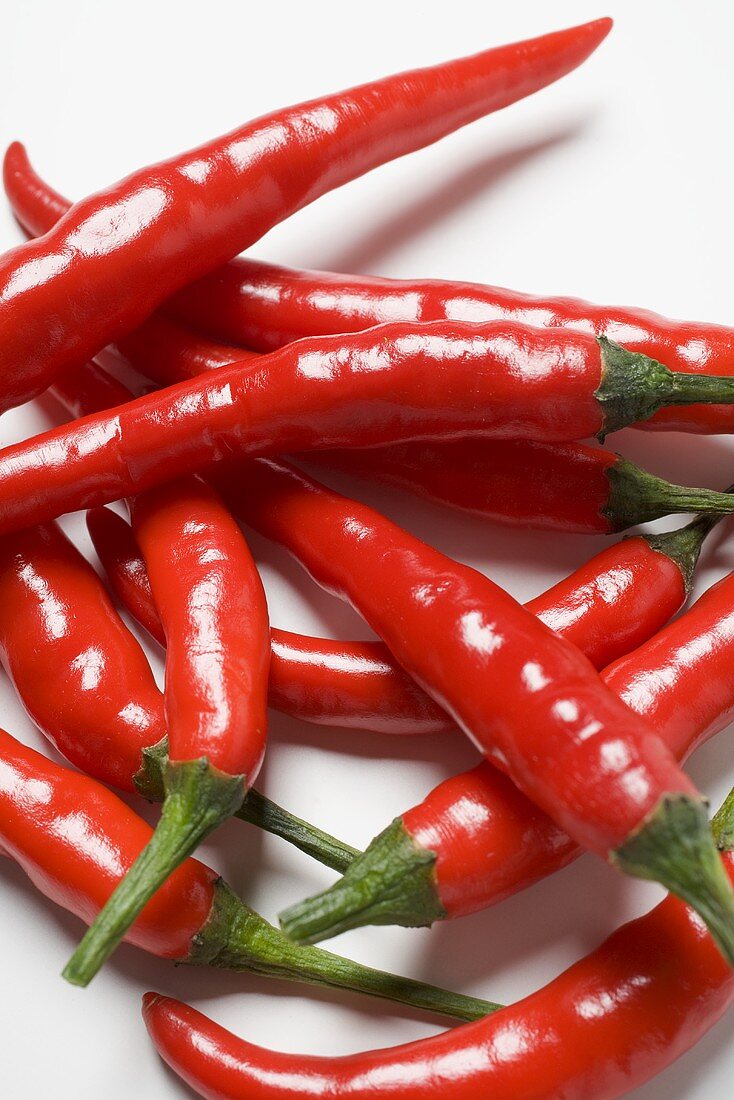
[
  {"left": 3, "top": 140, "right": 26, "bottom": 167},
  {"left": 142, "top": 992, "right": 164, "bottom": 1014},
  {"left": 590, "top": 16, "right": 613, "bottom": 38}
]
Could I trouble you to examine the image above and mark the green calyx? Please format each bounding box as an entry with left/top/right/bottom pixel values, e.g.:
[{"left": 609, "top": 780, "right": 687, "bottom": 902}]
[
  {"left": 604, "top": 456, "right": 734, "bottom": 535},
  {"left": 134, "top": 737, "right": 169, "bottom": 802},
  {"left": 642, "top": 512, "right": 724, "bottom": 593},
  {"left": 134, "top": 737, "right": 358, "bottom": 875},
  {"left": 190, "top": 879, "right": 496, "bottom": 1023},
  {"left": 612, "top": 793, "right": 734, "bottom": 966},
  {"left": 713, "top": 788, "right": 734, "bottom": 852},
  {"left": 278, "top": 817, "right": 447, "bottom": 946},
  {"left": 63, "top": 758, "right": 246, "bottom": 987},
  {"left": 596, "top": 337, "right": 734, "bottom": 438}
]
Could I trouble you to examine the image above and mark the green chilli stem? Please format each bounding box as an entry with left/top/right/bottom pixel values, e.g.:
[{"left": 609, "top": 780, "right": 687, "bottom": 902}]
[
  {"left": 280, "top": 817, "right": 445, "bottom": 945},
  {"left": 613, "top": 793, "right": 734, "bottom": 966},
  {"left": 642, "top": 506, "right": 732, "bottom": 592},
  {"left": 605, "top": 458, "right": 734, "bottom": 533},
  {"left": 135, "top": 737, "right": 357, "bottom": 874},
  {"left": 64, "top": 758, "right": 245, "bottom": 987},
  {"left": 597, "top": 337, "right": 734, "bottom": 438},
  {"left": 191, "top": 880, "right": 498, "bottom": 1022},
  {"left": 236, "top": 789, "right": 359, "bottom": 874}
]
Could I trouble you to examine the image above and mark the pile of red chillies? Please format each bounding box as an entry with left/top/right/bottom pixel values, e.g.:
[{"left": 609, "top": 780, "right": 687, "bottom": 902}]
[{"left": 4, "top": 14, "right": 734, "bottom": 1098}]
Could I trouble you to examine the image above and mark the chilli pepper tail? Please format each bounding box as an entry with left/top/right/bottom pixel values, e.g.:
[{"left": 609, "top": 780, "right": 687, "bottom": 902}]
[
  {"left": 133, "top": 736, "right": 358, "bottom": 875},
  {"left": 278, "top": 818, "right": 446, "bottom": 946},
  {"left": 596, "top": 337, "right": 734, "bottom": 439},
  {"left": 611, "top": 793, "right": 734, "bottom": 967},
  {"left": 190, "top": 879, "right": 496, "bottom": 1023},
  {"left": 604, "top": 457, "right": 734, "bottom": 533},
  {"left": 63, "top": 758, "right": 245, "bottom": 987}
]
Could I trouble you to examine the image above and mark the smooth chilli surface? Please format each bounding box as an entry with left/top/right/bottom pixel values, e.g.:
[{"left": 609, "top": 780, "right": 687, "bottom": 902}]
[
  {"left": 0, "top": 19, "right": 611, "bottom": 409},
  {"left": 216, "top": 457, "right": 698, "bottom": 858}
]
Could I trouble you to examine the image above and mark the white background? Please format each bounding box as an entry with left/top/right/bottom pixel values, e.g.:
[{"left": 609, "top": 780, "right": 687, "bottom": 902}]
[{"left": 1, "top": 1, "right": 733, "bottom": 1096}]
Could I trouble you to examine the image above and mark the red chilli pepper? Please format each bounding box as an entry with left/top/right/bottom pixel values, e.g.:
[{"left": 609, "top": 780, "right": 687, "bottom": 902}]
[
  {"left": 0, "top": 519, "right": 163, "bottom": 790},
  {"left": 1, "top": 142, "right": 255, "bottom": 387},
  {"left": 311, "top": 439, "right": 734, "bottom": 533},
  {"left": 43, "top": 361, "right": 274, "bottom": 988},
  {"left": 1, "top": 324, "right": 734, "bottom": 537},
  {"left": 62, "top": 481, "right": 271, "bottom": 987},
  {"left": 15, "top": 129, "right": 734, "bottom": 439},
  {"left": 15, "top": 157, "right": 734, "bottom": 537},
  {"left": 143, "top": 790, "right": 734, "bottom": 1100},
  {"left": 87, "top": 492, "right": 718, "bottom": 721},
  {"left": 0, "top": 19, "right": 610, "bottom": 412},
  {"left": 85, "top": 503, "right": 447, "bottom": 735},
  {"left": 0, "top": 727, "right": 497, "bottom": 1021},
  {"left": 0, "top": 502, "right": 357, "bottom": 872},
  {"left": 211, "top": 457, "right": 734, "bottom": 959},
  {"left": 281, "top": 566, "right": 734, "bottom": 940},
  {"left": 164, "top": 255, "right": 734, "bottom": 435}
]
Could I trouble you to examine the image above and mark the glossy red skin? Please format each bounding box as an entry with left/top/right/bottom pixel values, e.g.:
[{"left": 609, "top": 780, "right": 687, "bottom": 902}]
[
  {"left": 313, "top": 439, "right": 618, "bottom": 533},
  {"left": 54, "top": 359, "right": 271, "bottom": 780},
  {"left": 131, "top": 478, "right": 269, "bottom": 779},
  {"left": 167, "top": 254, "right": 734, "bottom": 435},
  {"left": 0, "top": 728, "right": 214, "bottom": 959},
  {"left": 143, "top": 871, "right": 734, "bottom": 1100},
  {"left": 606, "top": 569, "right": 734, "bottom": 760},
  {"left": 406, "top": 762, "right": 578, "bottom": 915},
  {"left": 0, "top": 520, "right": 164, "bottom": 792},
  {"left": 12, "top": 154, "right": 734, "bottom": 449},
  {"left": 0, "top": 321, "right": 612, "bottom": 537},
  {"left": 0, "top": 19, "right": 610, "bottom": 412},
  {"left": 526, "top": 535, "right": 687, "bottom": 672},
  {"left": 89, "top": 504, "right": 451, "bottom": 736},
  {"left": 88, "top": 492, "right": 688, "bottom": 742},
  {"left": 3, "top": 144, "right": 255, "bottom": 389},
  {"left": 98, "top": 314, "right": 255, "bottom": 387},
  {"left": 407, "top": 572, "right": 734, "bottom": 916},
  {"left": 15, "top": 113, "right": 734, "bottom": 441},
  {"left": 217, "top": 459, "right": 698, "bottom": 857}
]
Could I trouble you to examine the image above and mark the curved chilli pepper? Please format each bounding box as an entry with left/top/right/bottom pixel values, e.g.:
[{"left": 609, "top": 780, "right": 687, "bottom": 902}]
[
  {"left": 20, "top": 164, "right": 734, "bottom": 539},
  {"left": 63, "top": 474, "right": 271, "bottom": 988},
  {"left": 281, "top": 565, "right": 734, "bottom": 941},
  {"left": 143, "top": 792, "right": 734, "bottom": 1100},
  {"left": 3, "top": 327, "right": 734, "bottom": 537},
  {"left": 14, "top": 140, "right": 734, "bottom": 439},
  {"left": 135, "top": 478, "right": 270, "bottom": 780},
  {"left": 1, "top": 144, "right": 257, "bottom": 389},
  {"left": 87, "top": 496, "right": 716, "bottom": 725},
  {"left": 0, "top": 728, "right": 498, "bottom": 1022},
  {"left": 0, "top": 19, "right": 611, "bottom": 412},
  {"left": 47, "top": 356, "right": 274, "bottom": 987},
  {"left": 164, "top": 255, "right": 734, "bottom": 435},
  {"left": 0, "top": 506, "right": 354, "bottom": 874},
  {"left": 85, "top": 504, "right": 447, "bottom": 735},
  {"left": 0, "top": 519, "right": 163, "bottom": 790},
  {"left": 312, "top": 439, "right": 734, "bottom": 533},
  {"left": 211, "top": 457, "right": 734, "bottom": 959}
]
